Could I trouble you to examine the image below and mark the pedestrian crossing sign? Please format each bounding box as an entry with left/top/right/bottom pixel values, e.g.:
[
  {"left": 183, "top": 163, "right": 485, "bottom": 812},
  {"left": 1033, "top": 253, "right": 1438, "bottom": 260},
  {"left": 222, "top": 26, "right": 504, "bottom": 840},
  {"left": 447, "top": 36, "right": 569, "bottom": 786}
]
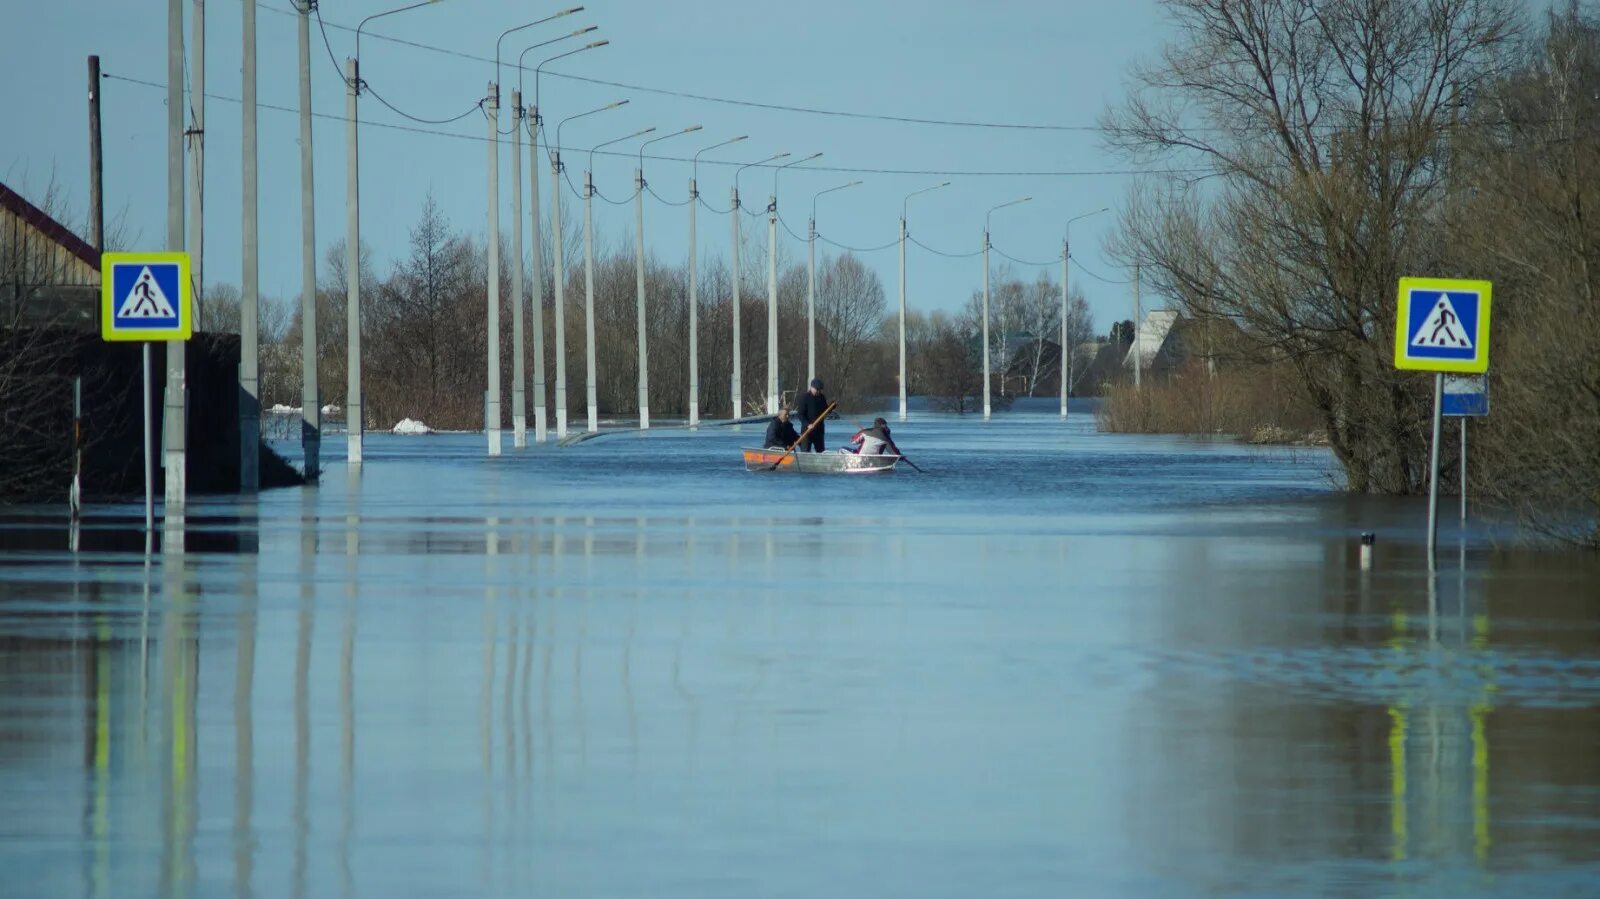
[
  {"left": 101, "top": 252, "right": 192, "bottom": 342},
  {"left": 1394, "top": 277, "right": 1490, "bottom": 373}
]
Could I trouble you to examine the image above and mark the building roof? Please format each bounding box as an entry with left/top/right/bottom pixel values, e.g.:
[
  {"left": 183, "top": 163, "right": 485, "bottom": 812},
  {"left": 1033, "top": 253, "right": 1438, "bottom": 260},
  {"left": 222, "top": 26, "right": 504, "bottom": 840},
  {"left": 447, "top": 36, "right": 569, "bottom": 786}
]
[
  {"left": 0, "top": 181, "right": 99, "bottom": 271},
  {"left": 1124, "top": 309, "right": 1181, "bottom": 370}
]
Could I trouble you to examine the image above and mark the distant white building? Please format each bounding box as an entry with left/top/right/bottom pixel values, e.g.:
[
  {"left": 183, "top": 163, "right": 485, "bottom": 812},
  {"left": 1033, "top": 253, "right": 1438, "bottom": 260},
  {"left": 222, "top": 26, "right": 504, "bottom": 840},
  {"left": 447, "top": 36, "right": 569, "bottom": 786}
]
[{"left": 1123, "top": 309, "right": 1186, "bottom": 376}]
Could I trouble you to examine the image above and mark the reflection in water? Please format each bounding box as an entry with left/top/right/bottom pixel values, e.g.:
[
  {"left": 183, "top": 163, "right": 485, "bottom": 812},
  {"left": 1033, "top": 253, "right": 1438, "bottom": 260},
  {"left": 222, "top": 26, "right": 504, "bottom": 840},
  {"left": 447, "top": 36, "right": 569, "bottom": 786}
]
[
  {"left": 234, "top": 506, "right": 259, "bottom": 899},
  {"left": 292, "top": 541, "right": 314, "bottom": 899},
  {"left": 481, "top": 515, "right": 498, "bottom": 885},
  {"left": 3, "top": 421, "right": 1599, "bottom": 896},
  {"left": 340, "top": 494, "right": 358, "bottom": 899},
  {"left": 158, "top": 556, "right": 197, "bottom": 898}
]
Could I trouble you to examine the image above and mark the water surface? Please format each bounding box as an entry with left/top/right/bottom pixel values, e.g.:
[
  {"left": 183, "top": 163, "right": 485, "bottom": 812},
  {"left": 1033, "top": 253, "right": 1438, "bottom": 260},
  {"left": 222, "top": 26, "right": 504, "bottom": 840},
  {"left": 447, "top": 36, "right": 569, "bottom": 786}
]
[{"left": 1, "top": 410, "right": 1597, "bottom": 897}]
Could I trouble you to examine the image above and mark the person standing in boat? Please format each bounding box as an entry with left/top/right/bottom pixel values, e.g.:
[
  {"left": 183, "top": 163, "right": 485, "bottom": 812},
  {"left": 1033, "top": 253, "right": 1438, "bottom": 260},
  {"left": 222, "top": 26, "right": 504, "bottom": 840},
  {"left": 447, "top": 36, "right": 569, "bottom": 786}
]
[
  {"left": 764, "top": 408, "right": 800, "bottom": 449},
  {"left": 795, "top": 379, "right": 829, "bottom": 453},
  {"left": 843, "top": 418, "right": 902, "bottom": 456}
]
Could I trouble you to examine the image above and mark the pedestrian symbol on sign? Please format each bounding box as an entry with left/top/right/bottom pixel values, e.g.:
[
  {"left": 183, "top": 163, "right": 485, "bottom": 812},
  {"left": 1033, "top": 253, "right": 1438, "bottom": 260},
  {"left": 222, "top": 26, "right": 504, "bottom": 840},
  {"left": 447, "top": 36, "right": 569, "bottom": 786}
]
[
  {"left": 1393, "top": 278, "right": 1490, "bottom": 374},
  {"left": 1410, "top": 294, "right": 1473, "bottom": 350},
  {"left": 115, "top": 267, "right": 179, "bottom": 319},
  {"left": 100, "top": 252, "right": 192, "bottom": 342}
]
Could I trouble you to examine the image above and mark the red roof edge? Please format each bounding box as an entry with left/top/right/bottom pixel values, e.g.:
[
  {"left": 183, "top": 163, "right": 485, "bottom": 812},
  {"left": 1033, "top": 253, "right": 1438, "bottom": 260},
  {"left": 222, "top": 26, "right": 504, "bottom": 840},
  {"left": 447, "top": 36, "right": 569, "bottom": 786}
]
[{"left": 0, "top": 181, "right": 101, "bottom": 272}]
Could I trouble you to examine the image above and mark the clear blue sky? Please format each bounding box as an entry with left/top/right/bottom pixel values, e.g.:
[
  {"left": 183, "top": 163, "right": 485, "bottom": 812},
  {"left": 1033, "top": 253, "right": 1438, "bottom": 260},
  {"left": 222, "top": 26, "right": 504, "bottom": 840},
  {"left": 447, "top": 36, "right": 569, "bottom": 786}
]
[{"left": 2, "top": 0, "right": 1168, "bottom": 331}]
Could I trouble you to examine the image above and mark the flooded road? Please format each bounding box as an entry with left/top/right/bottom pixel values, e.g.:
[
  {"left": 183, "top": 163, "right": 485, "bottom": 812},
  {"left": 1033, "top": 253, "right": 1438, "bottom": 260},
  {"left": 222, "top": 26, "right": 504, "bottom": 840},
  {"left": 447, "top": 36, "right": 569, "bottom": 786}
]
[{"left": 2, "top": 409, "right": 1597, "bottom": 897}]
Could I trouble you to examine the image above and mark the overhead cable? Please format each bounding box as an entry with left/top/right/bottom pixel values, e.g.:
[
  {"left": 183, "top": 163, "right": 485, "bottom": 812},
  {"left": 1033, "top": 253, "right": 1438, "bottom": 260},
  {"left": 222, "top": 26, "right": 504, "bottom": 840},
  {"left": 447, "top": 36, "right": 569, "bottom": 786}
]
[
  {"left": 908, "top": 235, "right": 982, "bottom": 259},
  {"left": 270, "top": 1, "right": 1105, "bottom": 133}
]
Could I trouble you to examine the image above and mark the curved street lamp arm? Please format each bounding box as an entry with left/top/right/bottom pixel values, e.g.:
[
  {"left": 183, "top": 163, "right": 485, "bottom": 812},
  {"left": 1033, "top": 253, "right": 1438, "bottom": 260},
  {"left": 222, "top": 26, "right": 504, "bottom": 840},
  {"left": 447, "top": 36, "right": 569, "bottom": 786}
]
[
  {"left": 517, "top": 26, "right": 597, "bottom": 98},
  {"left": 903, "top": 180, "right": 951, "bottom": 221}
]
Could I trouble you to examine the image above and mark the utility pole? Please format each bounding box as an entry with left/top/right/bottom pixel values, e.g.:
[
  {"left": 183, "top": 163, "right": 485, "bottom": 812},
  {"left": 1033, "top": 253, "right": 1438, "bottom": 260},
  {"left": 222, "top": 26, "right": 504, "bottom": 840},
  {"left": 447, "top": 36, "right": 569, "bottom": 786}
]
[
  {"left": 188, "top": 0, "right": 205, "bottom": 331},
  {"left": 981, "top": 226, "right": 991, "bottom": 420},
  {"left": 241, "top": 0, "right": 260, "bottom": 492},
  {"left": 898, "top": 182, "right": 947, "bottom": 421},
  {"left": 808, "top": 214, "right": 817, "bottom": 386},
  {"left": 509, "top": 91, "right": 527, "bottom": 448},
  {"left": 550, "top": 149, "right": 568, "bottom": 438},
  {"left": 484, "top": 82, "right": 503, "bottom": 456},
  {"left": 1133, "top": 262, "right": 1142, "bottom": 391},
  {"left": 165, "top": 0, "right": 187, "bottom": 513},
  {"left": 345, "top": 56, "right": 363, "bottom": 464},
  {"left": 687, "top": 174, "right": 699, "bottom": 427},
  {"left": 766, "top": 195, "right": 778, "bottom": 414},
  {"left": 730, "top": 186, "right": 742, "bottom": 419},
  {"left": 583, "top": 170, "right": 597, "bottom": 433},
  {"left": 296, "top": 0, "right": 319, "bottom": 479},
  {"left": 88, "top": 56, "right": 104, "bottom": 254},
  {"left": 86, "top": 55, "right": 103, "bottom": 526},
  {"left": 634, "top": 166, "right": 649, "bottom": 428},
  {"left": 526, "top": 104, "right": 547, "bottom": 443},
  {"left": 1060, "top": 239, "right": 1069, "bottom": 419},
  {"left": 897, "top": 213, "right": 906, "bottom": 420},
  {"left": 687, "top": 134, "right": 743, "bottom": 427}
]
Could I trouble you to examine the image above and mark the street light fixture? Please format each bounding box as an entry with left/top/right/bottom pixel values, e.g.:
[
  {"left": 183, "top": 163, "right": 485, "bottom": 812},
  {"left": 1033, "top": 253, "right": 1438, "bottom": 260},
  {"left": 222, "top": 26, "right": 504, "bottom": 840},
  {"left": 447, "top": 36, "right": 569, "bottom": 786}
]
[
  {"left": 483, "top": 8, "right": 582, "bottom": 456},
  {"left": 511, "top": 28, "right": 599, "bottom": 444},
  {"left": 582, "top": 125, "right": 655, "bottom": 433},
  {"left": 630, "top": 125, "right": 702, "bottom": 429},
  {"left": 344, "top": 0, "right": 451, "bottom": 468},
  {"left": 983, "top": 196, "right": 1031, "bottom": 420},
  {"left": 761, "top": 152, "right": 821, "bottom": 412},
  {"left": 686, "top": 135, "right": 747, "bottom": 427},
  {"left": 547, "top": 99, "right": 626, "bottom": 438},
  {"left": 809, "top": 179, "right": 862, "bottom": 383},
  {"left": 1060, "top": 206, "right": 1110, "bottom": 419},
  {"left": 532, "top": 38, "right": 609, "bottom": 114},
  {"left": 774, "top": 152, "right": 822, "bottom": 197},
  {"left": 729, "top": 151, "right": 788, "bottom": 418},
  {"left": 898, "top": 180, "right": 950, "bottom": 421}
]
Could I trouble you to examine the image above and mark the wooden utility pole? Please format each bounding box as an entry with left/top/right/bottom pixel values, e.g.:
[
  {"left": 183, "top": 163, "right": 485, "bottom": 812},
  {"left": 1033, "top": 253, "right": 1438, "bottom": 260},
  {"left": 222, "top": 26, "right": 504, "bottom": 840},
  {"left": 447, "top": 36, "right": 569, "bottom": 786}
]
[{"left": 87, "top": 56, "right": 104, "bottom": 255}]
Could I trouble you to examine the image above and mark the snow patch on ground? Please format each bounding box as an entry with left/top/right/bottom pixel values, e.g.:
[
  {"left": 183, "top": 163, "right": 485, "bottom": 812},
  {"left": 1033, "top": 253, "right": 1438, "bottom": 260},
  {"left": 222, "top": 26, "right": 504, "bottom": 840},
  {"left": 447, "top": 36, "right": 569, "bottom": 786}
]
[
  {"left": 268, "top": 403, "right": 301, "bottom": 414},
  {"left": 392, "top": 418, "right": 432, "bottom": 435}
]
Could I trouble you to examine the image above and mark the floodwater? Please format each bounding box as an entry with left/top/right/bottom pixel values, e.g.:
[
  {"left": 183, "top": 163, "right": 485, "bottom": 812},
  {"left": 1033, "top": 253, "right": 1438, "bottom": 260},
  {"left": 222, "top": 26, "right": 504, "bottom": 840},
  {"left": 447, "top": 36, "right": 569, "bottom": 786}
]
[{"left": 1, "top": 406, "right": 1597, "bottom": 897}]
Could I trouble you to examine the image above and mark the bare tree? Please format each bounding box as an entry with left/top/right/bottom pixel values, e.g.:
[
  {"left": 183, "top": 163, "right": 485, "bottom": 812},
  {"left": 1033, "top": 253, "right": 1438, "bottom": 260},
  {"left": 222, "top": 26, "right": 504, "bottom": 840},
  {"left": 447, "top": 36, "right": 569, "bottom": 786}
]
[{"left": 1102, "top": 0, "right": 1518, "bottom": 493}]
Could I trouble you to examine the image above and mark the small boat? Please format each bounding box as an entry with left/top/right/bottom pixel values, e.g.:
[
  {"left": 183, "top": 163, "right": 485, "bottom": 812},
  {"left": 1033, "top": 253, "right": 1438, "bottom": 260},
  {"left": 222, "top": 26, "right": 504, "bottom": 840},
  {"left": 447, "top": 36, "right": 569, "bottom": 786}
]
[{"left": 742, "top": 448, "right": 901, "bottom": 474}]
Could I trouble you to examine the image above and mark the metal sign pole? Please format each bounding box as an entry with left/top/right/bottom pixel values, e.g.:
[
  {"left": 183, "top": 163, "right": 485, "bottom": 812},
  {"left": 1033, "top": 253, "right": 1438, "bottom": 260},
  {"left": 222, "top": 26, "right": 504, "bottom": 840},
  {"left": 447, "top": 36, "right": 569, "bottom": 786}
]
[
  {"left": 1426, "top": 372, "right": 1443, "bottom": 561},
  {"left": 143, "top": 343, "right": 154, "bottom": 532},
  {"left": 1460, "top": 417, "right": 1468, "bottom": 523}
]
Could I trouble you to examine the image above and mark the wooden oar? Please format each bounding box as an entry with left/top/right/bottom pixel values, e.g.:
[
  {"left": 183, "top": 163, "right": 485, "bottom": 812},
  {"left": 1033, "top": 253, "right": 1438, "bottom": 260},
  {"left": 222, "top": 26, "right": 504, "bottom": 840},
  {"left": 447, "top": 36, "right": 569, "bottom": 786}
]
[{"left": 768, "top": 401, "right": 836, "bottom": 471}]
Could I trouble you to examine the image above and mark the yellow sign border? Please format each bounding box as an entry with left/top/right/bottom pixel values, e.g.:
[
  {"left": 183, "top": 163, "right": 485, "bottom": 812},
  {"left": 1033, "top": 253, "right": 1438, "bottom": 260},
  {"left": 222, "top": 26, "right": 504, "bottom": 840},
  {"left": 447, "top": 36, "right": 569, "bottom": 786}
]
[
  {"left": 1394, "top": 276, "right": 1491, "bottom": 374},
  {"left": 100, "top": 251, "right": 193, "bottom": 342}
]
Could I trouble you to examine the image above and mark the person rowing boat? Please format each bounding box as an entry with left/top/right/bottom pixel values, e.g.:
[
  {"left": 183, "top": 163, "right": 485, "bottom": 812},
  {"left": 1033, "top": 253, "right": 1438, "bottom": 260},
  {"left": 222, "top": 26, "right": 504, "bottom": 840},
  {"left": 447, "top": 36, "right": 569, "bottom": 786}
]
[{"left": 842, "top": 418, "right": 902, "bottom": 457}]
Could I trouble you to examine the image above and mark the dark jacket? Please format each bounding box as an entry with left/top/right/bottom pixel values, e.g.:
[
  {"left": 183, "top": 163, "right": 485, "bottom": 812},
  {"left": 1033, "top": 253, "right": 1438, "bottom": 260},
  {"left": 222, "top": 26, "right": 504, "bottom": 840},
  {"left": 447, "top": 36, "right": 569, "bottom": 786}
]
[
  {"left": 796, "top": 390, "right": 829, "bottom": 432},
  {"left": 764, "top": 416, "right": 800, "bottom": 448}
]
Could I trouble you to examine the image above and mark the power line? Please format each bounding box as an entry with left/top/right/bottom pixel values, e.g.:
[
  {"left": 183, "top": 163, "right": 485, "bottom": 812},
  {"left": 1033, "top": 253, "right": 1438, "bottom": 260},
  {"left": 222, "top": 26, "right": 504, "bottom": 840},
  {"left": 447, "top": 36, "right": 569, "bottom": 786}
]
[
  {"left": 1070, "top": 255, "right": 1131, "bottom": 284},
  {"left": 312, "top": 5, "right": 482, "bottom": 127},
  {"left": 909, "top": 235, "right": 981, "bottom": 259},
  {"left": 267, "top": 1, "right": 1106, "bottom": 133},
  {"left": 697, "top": 194, "right": 733, "bottom": 216},
  {"left": 815, "top": 231, "right": 899, "bottom": 254},
  {"left": 645, "top": 183, "right": 690, "bottom": 207},
  {"left": 366, "top": 82, "right": 483, "bottom": 125},
  {"left": 106, "top": 70, "right": 1205, "bottom": 185},
  {"left": 991, "top": 247, "right": 1059, "bottom": 267}
]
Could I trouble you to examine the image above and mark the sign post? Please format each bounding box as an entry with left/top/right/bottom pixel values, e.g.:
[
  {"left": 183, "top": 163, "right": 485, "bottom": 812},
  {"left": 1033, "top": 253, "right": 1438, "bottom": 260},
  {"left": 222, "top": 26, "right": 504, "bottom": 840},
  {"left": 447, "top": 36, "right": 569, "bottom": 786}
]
[
  {"left": 1394, "top": 277, "right": 1492, "bottom": 558},
  {"left": 1442, "top": 375, "right": 1489, "bottom": 523},
  {"left": 101, "top": 252, "right": 193, "bottom": 533}
]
